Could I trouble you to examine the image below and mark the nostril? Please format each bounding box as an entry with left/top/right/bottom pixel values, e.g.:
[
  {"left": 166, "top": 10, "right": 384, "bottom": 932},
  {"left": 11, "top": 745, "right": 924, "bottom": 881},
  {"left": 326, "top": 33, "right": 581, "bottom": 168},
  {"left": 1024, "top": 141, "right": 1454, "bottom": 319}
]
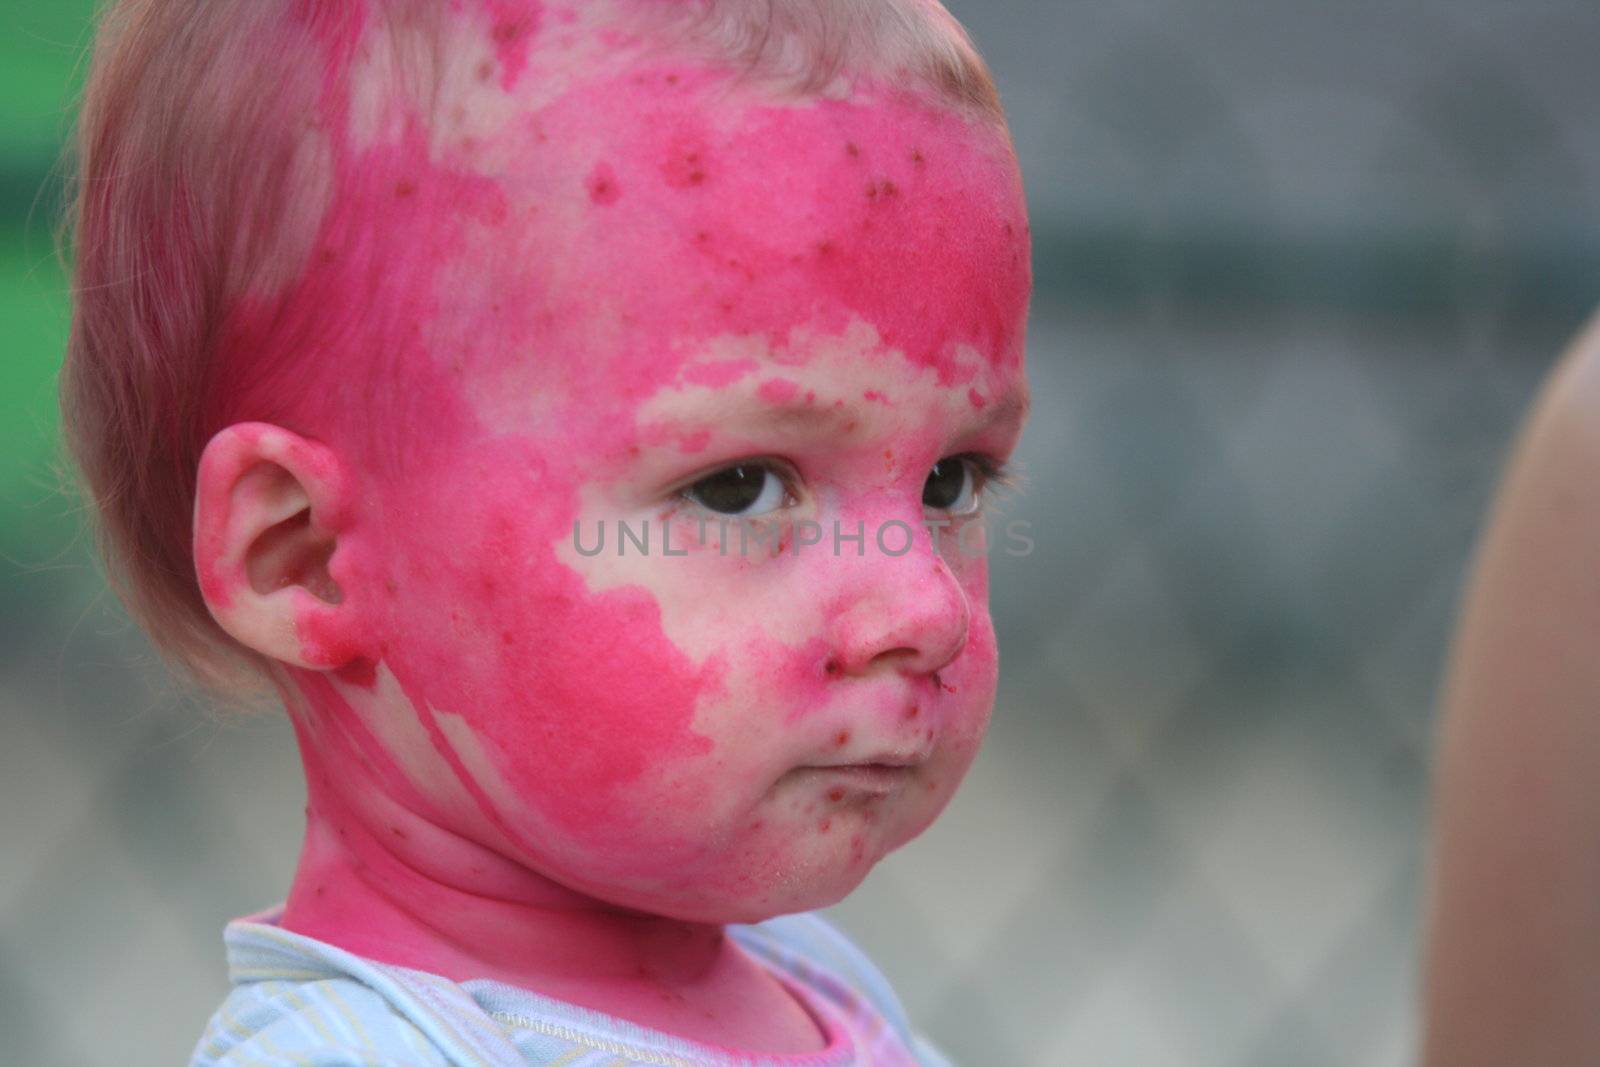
[{"left": 824, "top": 657, "right": 842, "bottom": 677}]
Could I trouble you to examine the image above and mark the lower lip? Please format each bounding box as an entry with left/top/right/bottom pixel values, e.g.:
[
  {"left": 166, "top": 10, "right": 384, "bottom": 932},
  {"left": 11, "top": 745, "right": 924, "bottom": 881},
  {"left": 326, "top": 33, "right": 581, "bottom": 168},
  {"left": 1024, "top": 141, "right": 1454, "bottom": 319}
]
[{"left": 801, "top": 764, "right": 915, "bottom": 795}]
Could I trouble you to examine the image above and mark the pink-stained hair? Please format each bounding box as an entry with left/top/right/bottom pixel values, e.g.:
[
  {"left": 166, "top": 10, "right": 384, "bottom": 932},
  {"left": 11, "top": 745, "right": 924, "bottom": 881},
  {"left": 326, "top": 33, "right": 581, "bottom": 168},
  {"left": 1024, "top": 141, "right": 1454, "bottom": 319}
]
[{"left": 58, "top": 0, "right": 1006, "bottom": 692}]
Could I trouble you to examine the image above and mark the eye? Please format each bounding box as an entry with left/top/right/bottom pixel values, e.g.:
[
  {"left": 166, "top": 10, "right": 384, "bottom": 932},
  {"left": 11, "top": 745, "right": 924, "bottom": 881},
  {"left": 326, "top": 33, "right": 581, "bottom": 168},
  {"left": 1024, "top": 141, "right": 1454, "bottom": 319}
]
[
  {"left": 923, "top": 454, "right": 999, "bottom": 515},
  {"left": 682, "top": 462, "right": 792, "bottom": 517}
]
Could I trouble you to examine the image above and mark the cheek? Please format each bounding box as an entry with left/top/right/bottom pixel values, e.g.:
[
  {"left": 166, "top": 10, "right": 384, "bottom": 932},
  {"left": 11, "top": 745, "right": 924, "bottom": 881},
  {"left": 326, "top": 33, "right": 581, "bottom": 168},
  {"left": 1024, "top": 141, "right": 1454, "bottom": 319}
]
[
  {"left": 358, "top": 437, "right": 727, "bottom": 854},
  {"left": 950, "top": 602, "right": 998, "bottom": 732},
  {"left": 939, "top": 548, "right": 998, "bottom": 738}
]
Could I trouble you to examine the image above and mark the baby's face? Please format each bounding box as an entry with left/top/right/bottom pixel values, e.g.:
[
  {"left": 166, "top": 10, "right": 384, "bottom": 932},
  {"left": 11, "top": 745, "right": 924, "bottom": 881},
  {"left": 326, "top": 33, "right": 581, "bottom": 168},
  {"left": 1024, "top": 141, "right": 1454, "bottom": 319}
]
[{"left": 300, "top": 30, "right": 1029, "bottom": 922}]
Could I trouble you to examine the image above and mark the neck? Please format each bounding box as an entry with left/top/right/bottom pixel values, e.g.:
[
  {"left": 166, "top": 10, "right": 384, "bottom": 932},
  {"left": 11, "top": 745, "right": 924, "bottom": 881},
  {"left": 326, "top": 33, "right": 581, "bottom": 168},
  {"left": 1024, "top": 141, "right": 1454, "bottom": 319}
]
[
  {"left": 278, "top": 693, "right": 735, "bottom": 997},
  {"left": 268, "top": 671, "right": 832, "bottom": 1055},
  {"left": 269, "top": 671, "right": 829, "bottom": 1053},
  {"left": 280, "top": 796, "right": 738, "bottom": 993}
]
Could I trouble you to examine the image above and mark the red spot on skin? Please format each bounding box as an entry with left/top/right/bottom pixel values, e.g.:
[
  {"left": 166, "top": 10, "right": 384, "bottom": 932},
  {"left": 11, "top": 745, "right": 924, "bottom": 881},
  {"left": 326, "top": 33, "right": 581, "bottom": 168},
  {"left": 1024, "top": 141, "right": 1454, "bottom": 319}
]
[
  {"left": 826, "top": 787, "right": 846, "bottom": 803},
  {"left": 819, "top": 818, "right": 832, "bottom": 832},
  {"left": 968, "top": 387, "right": 988, "bottom": 409},
  {"left": 865, "top": 179, "right": 899, "bottom": 201},
  {"left": 911, "top": 148, "right": 925, "bottom": 165},
  {"left": 678, "top": 428, "right": 711, "bottom": 453},
  {"left": 905, "top": 704, "right": 920, "bottom": 720},
  {"left": 475, "top": 60, "right": 494, "bottom": 82},
  {"left": 586, "top": 161, "right": 621, "bottom": 205},
  {"left": 845, "top": 142, "right": 861, "bottom": 158},
  {"left": 661, "top": 135, "right": 710, "bottom": 188},
  {"left": 834, "top": 730, "right": 850, "bottom": 747},
  {"left": 863, "top": 389, "right": 889, "bottom": 404},
  {"left": 395, "top": 179, "right": 417, "bottom": 198}
]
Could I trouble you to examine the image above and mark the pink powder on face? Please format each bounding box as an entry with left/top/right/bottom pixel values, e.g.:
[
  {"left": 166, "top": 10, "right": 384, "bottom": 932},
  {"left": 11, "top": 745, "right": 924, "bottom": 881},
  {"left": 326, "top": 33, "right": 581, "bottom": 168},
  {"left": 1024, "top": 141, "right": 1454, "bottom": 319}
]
[
  {"left": 756, "top": 377, "right": 801, "bottom": 404},
  {"left": 514, "top": 71, "right": 1030, "bottom": 390},
  {"left": 221, "top": 40, "right": 1028, "bottom": 916},
  {"left": 482, "top": 0, "right": 543, "bottom": 90},
  {"left": 366, "top": 438, "right": 726, "bottom": 851}
]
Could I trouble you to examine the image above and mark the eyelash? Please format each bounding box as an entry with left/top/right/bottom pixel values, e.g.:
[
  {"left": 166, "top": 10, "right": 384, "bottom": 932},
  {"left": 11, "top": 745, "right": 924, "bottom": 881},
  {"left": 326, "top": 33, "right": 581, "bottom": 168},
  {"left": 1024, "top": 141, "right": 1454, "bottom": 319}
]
[
  {"left": 672, "top": 453, "right": 1017, "bottom": 512},
  {"left": 962, "top": 454, "right": 1017, "bottom": 494}
]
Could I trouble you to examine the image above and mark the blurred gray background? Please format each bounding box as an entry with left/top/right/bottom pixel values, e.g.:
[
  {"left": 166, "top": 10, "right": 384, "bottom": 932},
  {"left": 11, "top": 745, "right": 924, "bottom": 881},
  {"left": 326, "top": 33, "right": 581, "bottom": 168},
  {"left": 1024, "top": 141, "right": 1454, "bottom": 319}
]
[{"left": 5, "top": 2, "right": 1599, "bottom": 1065}]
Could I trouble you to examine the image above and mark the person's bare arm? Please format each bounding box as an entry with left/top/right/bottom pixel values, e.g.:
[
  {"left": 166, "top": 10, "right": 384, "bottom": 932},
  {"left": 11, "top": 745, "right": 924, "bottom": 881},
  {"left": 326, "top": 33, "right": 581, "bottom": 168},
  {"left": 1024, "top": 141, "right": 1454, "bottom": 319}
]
[{"left": 1423, "top": 309, "right": 1600, "bottom": 1065}]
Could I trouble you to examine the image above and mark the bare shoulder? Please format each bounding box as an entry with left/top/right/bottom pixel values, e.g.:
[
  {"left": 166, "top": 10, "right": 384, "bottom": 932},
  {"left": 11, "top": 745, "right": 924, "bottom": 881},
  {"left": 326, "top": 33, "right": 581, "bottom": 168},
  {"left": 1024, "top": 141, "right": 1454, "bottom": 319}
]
[
  {"left": 1452, "top": 308, "right": 1600, "bottom": 653},
  {"left": 1422, "top": 305, "right": 1600, "bottom": 1066},
  {"left": 1506, "top": 308, "right": 1600, "bottom": 486}
]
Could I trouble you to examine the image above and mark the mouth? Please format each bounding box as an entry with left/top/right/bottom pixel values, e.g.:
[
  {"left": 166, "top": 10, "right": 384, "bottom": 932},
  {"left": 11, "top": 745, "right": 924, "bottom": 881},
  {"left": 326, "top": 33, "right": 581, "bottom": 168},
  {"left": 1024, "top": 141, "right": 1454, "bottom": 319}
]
[{"left": 796, "top": 761, "right": 918, "bottom": 796}]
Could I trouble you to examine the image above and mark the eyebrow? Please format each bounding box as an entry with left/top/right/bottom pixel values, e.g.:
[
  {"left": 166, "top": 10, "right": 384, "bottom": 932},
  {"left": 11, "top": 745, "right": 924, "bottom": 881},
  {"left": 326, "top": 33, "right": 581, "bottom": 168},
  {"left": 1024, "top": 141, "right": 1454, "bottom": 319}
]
[
  {"left": 973, "top": 385, "right": 1031, "bottom": 431},
  {"left": 716, "top": 382, "right": 1031, "bottom": 438}
]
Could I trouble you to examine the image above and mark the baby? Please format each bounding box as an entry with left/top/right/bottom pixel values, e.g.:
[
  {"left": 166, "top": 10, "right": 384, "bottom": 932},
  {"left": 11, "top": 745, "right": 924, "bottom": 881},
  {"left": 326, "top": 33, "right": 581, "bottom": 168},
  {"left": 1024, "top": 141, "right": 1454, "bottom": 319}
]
[{"left": 60, "top": 1, "right": 1031, "bottom": 1064}]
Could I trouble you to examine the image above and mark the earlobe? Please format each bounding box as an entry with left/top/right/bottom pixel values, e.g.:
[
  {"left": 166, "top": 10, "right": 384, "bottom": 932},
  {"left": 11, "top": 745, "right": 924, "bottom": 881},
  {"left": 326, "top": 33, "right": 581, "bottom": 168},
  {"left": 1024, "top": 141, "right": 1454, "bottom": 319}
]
[{"left": 193, "top": 422, "right": 366, "bottom": 670}]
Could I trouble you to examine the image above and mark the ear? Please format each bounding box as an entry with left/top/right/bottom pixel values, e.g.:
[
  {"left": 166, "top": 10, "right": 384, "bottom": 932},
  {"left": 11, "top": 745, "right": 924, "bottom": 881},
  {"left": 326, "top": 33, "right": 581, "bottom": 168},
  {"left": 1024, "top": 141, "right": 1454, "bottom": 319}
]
[{"left": 193, "top": 422, "right": 366, "bottom": 671}]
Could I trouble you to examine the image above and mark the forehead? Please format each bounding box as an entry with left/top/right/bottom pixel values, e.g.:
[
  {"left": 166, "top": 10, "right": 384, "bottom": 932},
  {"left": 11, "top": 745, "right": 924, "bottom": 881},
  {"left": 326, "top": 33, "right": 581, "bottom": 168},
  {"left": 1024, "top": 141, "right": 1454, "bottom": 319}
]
[
  {"left": 327, "top": 11, "right": 1031, "bottom": 450},
  {"left": 411, "top": 48, "right": 1028, "bottom": 395}
]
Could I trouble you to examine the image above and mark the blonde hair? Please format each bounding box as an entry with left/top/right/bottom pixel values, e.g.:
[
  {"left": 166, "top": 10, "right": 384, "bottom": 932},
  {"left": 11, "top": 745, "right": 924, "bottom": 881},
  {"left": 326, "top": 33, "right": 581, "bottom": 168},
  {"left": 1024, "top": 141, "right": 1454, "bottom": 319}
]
[
  {"left": 672, "top": 0, "right": 1001, "bottom": 117},
  {"left": 58, "top": 0, "right": 1006, "bottom": 692}
]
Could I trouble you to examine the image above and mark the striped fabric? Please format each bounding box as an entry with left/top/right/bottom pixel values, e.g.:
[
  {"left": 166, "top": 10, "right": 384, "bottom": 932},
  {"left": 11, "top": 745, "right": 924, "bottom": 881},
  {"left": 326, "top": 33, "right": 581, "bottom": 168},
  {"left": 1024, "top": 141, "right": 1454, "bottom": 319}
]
[{"left": 190, "top": 908, "right": 958, "bottom": 1066}]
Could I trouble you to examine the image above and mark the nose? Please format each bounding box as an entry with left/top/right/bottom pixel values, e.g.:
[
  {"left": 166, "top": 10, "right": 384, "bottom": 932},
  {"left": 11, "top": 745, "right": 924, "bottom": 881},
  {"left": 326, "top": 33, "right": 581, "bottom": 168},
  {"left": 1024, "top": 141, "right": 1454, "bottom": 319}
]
[{"left": 823, "top": 533, "right": 971, "bottom": 680}]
